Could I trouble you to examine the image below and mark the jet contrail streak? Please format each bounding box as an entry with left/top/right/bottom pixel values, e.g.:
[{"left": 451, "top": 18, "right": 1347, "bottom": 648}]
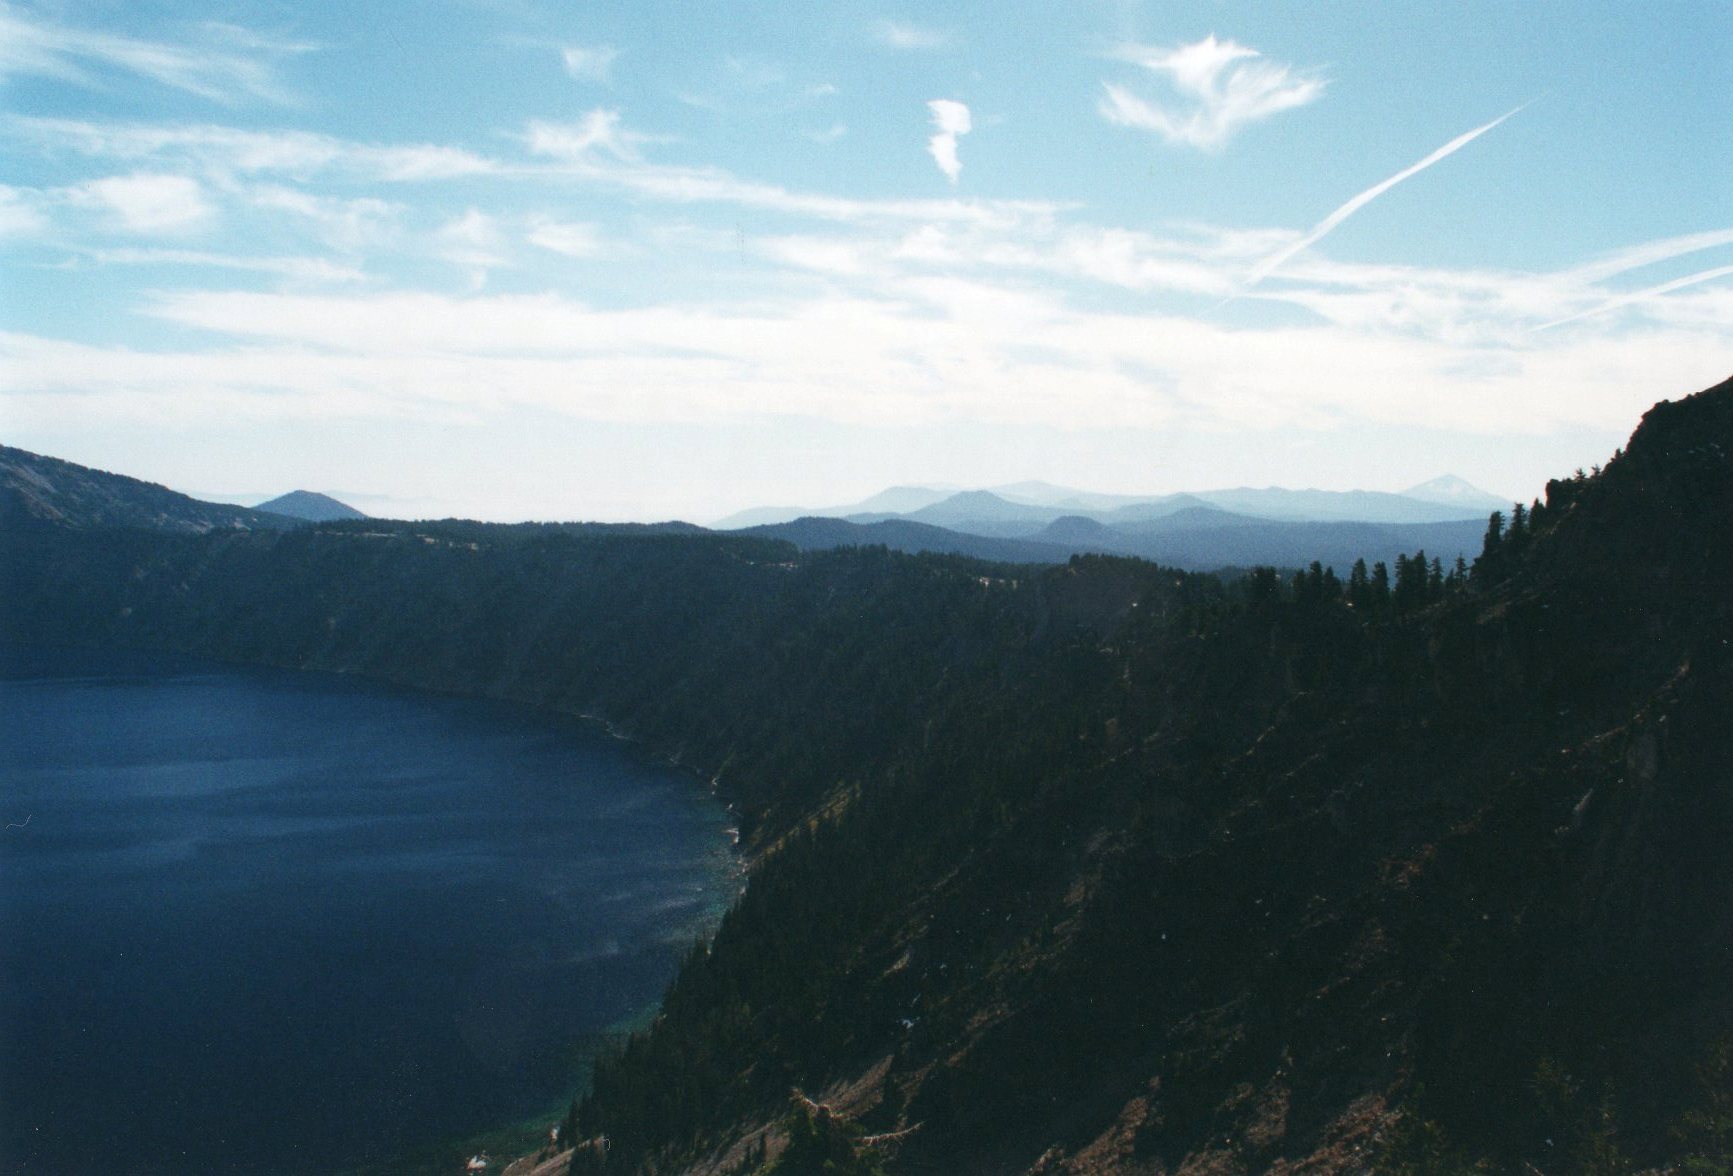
[
  {"left": 1536, "top": 263, "right": 1733, "bottom": 332},
  {"left": 1245, "top": 105, "right": 1526, "bottom": 290}
]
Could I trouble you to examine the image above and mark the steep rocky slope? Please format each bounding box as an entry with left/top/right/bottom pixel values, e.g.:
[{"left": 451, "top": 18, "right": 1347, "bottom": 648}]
[{"left": 1, "top": 444, "right": 290, "bottom": 533}]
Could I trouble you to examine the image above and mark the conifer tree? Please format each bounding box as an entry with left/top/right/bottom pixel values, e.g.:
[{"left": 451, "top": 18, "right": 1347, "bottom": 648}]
[
  {"left": 1348, "top": 558, "right": 1370, "bottom": 610},
  {"left": 1473, "top": 511, "right": 1506, "bottom": 585}
]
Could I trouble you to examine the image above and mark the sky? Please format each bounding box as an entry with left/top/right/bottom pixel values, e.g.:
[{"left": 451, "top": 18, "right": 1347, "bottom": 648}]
[{"left": 1, "top": 0, "right": 1729, "bottom": 523}]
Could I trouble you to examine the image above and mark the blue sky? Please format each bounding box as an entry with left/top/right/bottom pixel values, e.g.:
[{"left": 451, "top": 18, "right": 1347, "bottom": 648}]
[{"left": 2, "top": 0, "right": 1728, "bottom": 522}]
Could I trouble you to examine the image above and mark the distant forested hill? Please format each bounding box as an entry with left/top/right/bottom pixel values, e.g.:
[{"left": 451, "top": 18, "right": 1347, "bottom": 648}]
[
  {"left": 3, "top": 376, "right": 1731, "bottom": 1174},
  {"left": 254, "top": 489, "right": 368, "bottom": 521}
]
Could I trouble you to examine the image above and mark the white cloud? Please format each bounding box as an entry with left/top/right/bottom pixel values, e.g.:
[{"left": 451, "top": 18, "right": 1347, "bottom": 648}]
[
  {"left": 12, "top": 117, "right": 341, "bottom": 173},
  {"left": 4, "top": 199, "right": 1729, "bottom": 499},
  {"left": 927, "top": 100, "right": 972, "bottom": 185},
  {"left": 527, "top": 219, "right": 602, "bottom": 258},
  {"left": 6, "top": 112, "right": 1059, "bottom": 228},
  {"left": 6, "top": 116, "right": 496, "bottom": 182},
  {"left": 435, "top": 209, "right": 508, "bottom": 277},
  {"left": 1537, "top": 264, "right": 1733, "bottom": 332},
  {"left": 806, "top": 123, "right": 848, "bottom": 145},
  {"left": 70, "top": 173, "right": 213, "bottom": 233},
  {"left": 759, "top": 235, "right": 873, "bottom": 276},
  {"left": 83, "top": 247, "right": 366, "bottom": 283},
  {"left": 1, "top": 273, "right": 1715, "bottom": 448},
  {"left": 9, "top": 101, "right": 1722, "bottom": 453},
  {"left": 369, "top": 144, "right": 499, "bottom": 182},
  {"left": 519, "top": 113, "right": 1059, "bottom": 225},
  {"left": 873, "top": 20, "right": 950, "bottom": 50},
  {"left": 1244, "top": 107, "right": 1522, "bottom": 288},
  {"left": 0, "top": 5, "right": 308, "bottom": 104},
  {"left": 0, "top": 183, "right": 47, "bottom": 235},
  {"left": 561, "top": 44, "right": 619, "bottom": 84},
  {"left": 249, "top": 185, "right": 399, "bottom": 250},
  {"left": 1101, "top": 35, "right": 1323, "bottom": 150},
  {"left": 524, "top": 110, "right": 645, "bottom": 162}
]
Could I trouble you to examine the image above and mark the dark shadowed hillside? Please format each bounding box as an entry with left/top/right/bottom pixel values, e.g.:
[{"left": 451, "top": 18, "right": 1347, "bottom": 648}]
[
  {"left": 744, "top": 515, "right": 1076, "bottom": 565},
  {"left": 749, "top": 499, "right": 1489, "bottom": 574},
  {"left": 3, "top": 377, "right": 1731, "bottom": 1174},
  {"left": 1, "top": 445, "right": 292, "bottom": 533}
]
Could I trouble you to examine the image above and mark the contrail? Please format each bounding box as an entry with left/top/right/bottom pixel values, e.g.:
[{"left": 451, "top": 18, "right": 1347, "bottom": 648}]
[
  {"left": 1244, "top": 104, "right": 1526, "bottom": 290},
  {"left": 1564, "top": 227, "right": 1733, "bottom": 285},
  {"left": 1536, "top": 262, "right": 1733, "bottom": 332}
]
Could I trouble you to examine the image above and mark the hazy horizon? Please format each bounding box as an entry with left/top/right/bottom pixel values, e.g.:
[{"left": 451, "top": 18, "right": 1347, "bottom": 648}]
[
  {"left": 2, "top": 1, "right": 1728, "bottom": 522},
  {"left": 137, "top": 467, "right": 1515, "bottom": 528}
]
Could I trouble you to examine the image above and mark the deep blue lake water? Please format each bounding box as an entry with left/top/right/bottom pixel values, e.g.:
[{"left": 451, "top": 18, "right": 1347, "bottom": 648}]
[{"left": 0, "top": 647, "right": 738, "bottom": 1174}]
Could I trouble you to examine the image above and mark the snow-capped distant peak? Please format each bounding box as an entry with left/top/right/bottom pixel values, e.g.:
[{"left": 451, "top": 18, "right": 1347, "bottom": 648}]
[{"left": 1400, "top": 475, "right": 1509, "bottom": 511}]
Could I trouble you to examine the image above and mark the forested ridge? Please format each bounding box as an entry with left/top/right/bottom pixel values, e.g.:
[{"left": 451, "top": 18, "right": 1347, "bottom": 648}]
[{"left": 3, "top": 376, "right": 1732, "bottom": 1173}]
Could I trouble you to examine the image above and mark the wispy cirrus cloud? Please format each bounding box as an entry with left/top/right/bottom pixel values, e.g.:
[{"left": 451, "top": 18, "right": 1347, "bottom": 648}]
[
  {"left": 1243, "top": 106, "right": 1522, "bottom": 288},
  {"left": 0, "top": 3, "right": 310, "bottom": 104},
  {"left": 5, "top": 116, "right": 497, "bottom": 182},
  {"left": 6, "top": 111, "right": 1062, "bottom": 229},
  {"left": 79, "top": 246, "right": 366, "bottom": 284},
  {"left": 2, "top": 196, "right": 1728, "bottom": 517},
  {"left": 1537, "top": 263, "right": 1733, "bottom": 332},
  {"left": 11, "top": 104, "right": 1722, "bottom": 389},
  {"left": 561, "top": 43, "right": 619, "bottom": 84},
  {"left": 1100, "top": 35, "right": 1323, "bottom": 150},
  {"left": 522, "top": 110, "right": 1053, "bottom": 225},
  {"left": 873, "top": 20, "right": 950, "bottom": 50},
  {"left": 526, "top": 218, "right": 602, "bottom": 259},
  {"left": 3, "top": 264, "right": 1715, "bottom": 449},
  {"left": 248, "top": 185, "right": 400, "bottom": 250},
  {"left": 926, "top": 100, "right": 972, "bottom": 185}
]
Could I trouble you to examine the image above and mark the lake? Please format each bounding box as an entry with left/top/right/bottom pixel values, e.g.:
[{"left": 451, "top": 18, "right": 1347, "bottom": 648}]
[{"left": 0, "top": 647, "right": 738, "bottom": 1174}]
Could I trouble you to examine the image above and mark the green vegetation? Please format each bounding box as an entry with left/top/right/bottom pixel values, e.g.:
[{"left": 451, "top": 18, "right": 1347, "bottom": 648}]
[{"left": 4, "top": 378, "right": 1731, "bottom": 1172}]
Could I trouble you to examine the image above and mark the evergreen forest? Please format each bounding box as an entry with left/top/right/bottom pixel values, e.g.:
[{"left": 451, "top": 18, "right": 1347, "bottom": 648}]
[{"left": 4, "top": 377, "right": 1732, "bottom": 1173}]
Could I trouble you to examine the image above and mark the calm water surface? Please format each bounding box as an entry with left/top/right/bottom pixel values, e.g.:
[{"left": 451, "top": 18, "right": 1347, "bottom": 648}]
[{"left": 0, "top": 648, "right": 737, "bottom": 1174}]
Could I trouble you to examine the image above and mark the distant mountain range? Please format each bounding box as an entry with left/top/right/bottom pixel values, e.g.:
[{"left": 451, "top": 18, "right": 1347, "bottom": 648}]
[
  {"left": 254, "top": 490, "right": 368, "bottom": 522},
  {"left": 725, "top": 475, "right": 1512, "bottom": 572},
  {"left": 714, "top": 476, "right": 1509, "bottom": 532},
  {"left": 0, "top": 445, "right": 1510, "bottom": 574},
  {"left": 712, "top": 484, "right": 962, "bottom": 530}
]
